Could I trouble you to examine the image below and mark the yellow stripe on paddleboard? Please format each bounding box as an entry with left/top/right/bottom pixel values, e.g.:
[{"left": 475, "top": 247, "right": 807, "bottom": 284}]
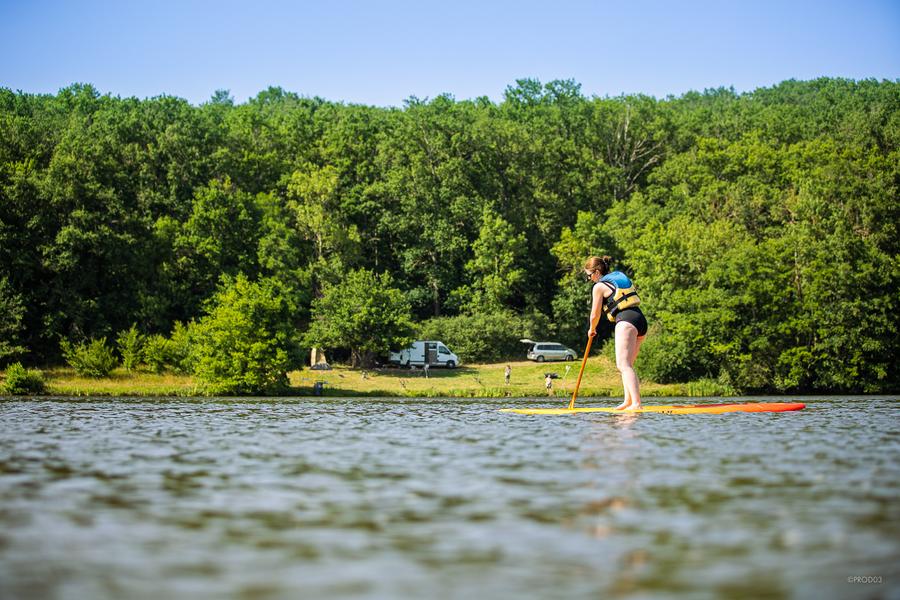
[
  {"left": 500, "top": 402, "right": 805, "bottom": 415},
  {"left": 500, "top": 406, "right": 673, "bottom": 415}
]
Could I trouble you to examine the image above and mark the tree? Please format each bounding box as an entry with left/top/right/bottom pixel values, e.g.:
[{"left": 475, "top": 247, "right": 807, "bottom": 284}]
[
  {"left": 0, "top": 277, "right": 26, "bottom": 364},
  {"left": 286, "top": 163, "right": 360, "bottom": 297},
  {"left": 0, "top": 78, "right": 896, "bottom": 392},
  {"left": 585, "top": 95, "right": 672, "bottom": 201},
  {"left": 255, "top": 191, "right": 312, "bottom": 319},
  {"left": 166, "top": 178, "right": 263, "bottom": 321},
  {"left": 305, "top": 269, "right": 414, "bottom": 367},
  {"left": 375, "top": 95, "right": 484, "bottom": 317},
  {"left": 191, "top": 275, "right": 300, "bottom": 395},
  {"left": 453, "top": 207, "right": 528, "bottom": 313}
]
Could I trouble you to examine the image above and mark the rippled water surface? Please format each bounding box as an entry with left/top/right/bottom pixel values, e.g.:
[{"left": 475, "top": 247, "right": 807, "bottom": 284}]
[{"left": 1, "top": 396, "right": 898, "bottom": 599}]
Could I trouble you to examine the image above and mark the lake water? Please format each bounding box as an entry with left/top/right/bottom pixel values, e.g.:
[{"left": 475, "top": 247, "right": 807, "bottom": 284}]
[{"left": 0, "top": 396, "right": 897, "bottom": 600}]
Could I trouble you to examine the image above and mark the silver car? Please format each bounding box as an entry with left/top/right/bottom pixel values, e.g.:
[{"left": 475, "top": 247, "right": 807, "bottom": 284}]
[{"left": 526, "top": 342, "right": 578, "bottom": 362}]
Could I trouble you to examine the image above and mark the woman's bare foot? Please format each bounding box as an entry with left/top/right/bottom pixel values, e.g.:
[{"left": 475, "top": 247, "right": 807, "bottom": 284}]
[
  {"left": 624, "top": 403, "right": 642, "bottom": 411},
  {"left": 614, "top": 399, "right": 629, "bottom": 410}
]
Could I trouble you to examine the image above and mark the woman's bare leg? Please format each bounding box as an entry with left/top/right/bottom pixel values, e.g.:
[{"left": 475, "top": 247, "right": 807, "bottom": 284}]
[
  {"left": 614, "top": 323, "right": 641, "bottom": 409},
  {"left": 625, "top": 335, "right": 644, "bottom": 408}
]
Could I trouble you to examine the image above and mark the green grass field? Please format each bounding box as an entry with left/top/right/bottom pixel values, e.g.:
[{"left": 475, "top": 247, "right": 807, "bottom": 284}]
[{"left": 2, "top": 357, "right": 733, "bottom": 398}]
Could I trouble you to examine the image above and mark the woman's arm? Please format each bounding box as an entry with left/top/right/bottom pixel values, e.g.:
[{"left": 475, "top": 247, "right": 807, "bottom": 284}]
[{"left": 588, "top": 282, "right": 608, "bottom": 336}]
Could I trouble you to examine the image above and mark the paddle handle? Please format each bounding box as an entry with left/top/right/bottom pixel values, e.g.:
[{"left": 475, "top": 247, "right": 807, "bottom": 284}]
[{"left": 568, "top": 334, "right": 594, "bottom": 409}]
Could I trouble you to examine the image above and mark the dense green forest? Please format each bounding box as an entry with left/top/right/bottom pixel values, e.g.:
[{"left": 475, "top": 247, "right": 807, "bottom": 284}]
[{"left": 1, "top": 78, "right": 897, "bottom": 393}]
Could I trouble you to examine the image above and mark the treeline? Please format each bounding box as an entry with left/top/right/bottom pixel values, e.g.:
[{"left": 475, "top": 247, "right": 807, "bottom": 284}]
[{"left": 0, "top": 78, "right": 897, "bottom": 393}]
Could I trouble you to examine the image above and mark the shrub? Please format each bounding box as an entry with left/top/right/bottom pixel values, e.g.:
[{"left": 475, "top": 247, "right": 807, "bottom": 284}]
[
  {"left": 630, "top": 318, "right": 722, "bottom": 385},
  {"left": 192, "top": 275, "right": 300, "bottom": 395},
  {"left": 168, "top": 321, "right": 195, "bottom": 374},
  {"left": 3, "top": 362, "right": 45, "bottom": 395},
  {"left": 116, "top": 325, "right": 145, "bottom": 372},
  {"left": 142, "top": 334, "right": 173, "bottom": 374},
  {"left": 138, "top": 324, "right": 195, "bottom": 374},
  {"left": 61, "top": 337, "right": 118, "bottom": 377}
]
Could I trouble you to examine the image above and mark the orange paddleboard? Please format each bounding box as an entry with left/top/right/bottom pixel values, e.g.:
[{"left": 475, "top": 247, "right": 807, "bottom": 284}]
[{"left": 500, "top": 402, "right": 806, "bottom": 415}]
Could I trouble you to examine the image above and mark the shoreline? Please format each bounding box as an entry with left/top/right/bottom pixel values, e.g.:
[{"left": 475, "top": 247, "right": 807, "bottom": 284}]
[{"left": 3, "top": 359, "right": 743, "bottom": 398}]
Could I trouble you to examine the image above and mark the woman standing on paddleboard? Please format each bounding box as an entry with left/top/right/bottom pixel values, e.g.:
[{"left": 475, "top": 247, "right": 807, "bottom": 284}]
[{"left": 584, "top": 256, "right": 647, "bottom": 410}]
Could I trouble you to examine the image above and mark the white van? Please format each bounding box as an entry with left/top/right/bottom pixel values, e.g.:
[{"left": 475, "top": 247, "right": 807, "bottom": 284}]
[{"left": 389, "top": 341, "right": 460, "bottom": 368}]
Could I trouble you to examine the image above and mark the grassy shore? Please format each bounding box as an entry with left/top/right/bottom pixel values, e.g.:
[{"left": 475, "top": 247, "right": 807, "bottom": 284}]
[
  {"left": 2, "top": 356, "right": 733, "bottom": 398},
  {"left": 290, "top": 357, "right": 732, "bottom": 398}
]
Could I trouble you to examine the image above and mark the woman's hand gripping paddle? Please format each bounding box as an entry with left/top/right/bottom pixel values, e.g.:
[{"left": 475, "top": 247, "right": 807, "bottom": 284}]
[{"left": 567, "top": 333, "right": 594, "bottom": 409}]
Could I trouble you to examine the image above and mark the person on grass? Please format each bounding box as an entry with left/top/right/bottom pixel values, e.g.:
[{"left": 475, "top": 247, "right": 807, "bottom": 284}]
[{"left": 584, "top": 256, "right": 647, "bottom": 410}]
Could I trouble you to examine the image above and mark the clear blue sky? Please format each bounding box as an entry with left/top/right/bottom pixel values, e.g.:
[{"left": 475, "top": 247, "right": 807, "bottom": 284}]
[{"left": 2, "top": 0, "right": 898, "bottom": 106}]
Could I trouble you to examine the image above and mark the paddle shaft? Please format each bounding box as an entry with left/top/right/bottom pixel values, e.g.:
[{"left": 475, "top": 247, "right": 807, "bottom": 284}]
[{"left": 568, "top": 334, "right": 594, "bottom": 409}]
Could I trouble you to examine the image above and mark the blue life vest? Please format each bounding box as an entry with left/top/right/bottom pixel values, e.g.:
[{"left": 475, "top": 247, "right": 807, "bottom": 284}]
[{"left": 599, "top": 271, "right": 641, "bottom": 322}]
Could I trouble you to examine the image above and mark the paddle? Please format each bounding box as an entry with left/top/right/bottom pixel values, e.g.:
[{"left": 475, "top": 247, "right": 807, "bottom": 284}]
[{"left": 567, "top": 333, "right": 594, "bottom": 409}]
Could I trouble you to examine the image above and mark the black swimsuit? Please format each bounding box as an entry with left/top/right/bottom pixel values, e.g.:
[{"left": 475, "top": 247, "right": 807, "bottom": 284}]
[{"left": 615, "top": 307, "right": 648, "bottom": 337}]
